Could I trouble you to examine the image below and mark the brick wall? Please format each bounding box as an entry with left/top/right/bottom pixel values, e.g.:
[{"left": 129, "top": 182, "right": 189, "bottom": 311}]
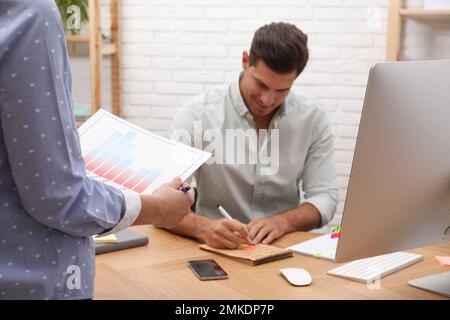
[{"left": 70, "top": 0, "right": 450, "bottom": 231}]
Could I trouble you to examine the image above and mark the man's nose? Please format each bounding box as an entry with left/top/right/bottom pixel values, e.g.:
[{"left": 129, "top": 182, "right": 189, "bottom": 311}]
[{"left": 260, "top": 91, "right": 275, "bottom": 107}]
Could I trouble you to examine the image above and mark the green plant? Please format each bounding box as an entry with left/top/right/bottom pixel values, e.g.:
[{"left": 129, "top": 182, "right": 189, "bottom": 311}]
[{"left": 55, "top": 0, "right": 89, "bottom": 35}]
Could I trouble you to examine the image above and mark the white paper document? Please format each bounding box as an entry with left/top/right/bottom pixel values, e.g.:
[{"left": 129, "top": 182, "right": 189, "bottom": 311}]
[
  {"left": 78, "top": 109, "right": 211, "bottom": 194},
  {"left": 289, "top": 226, "right": 341, "bottom": 261}
]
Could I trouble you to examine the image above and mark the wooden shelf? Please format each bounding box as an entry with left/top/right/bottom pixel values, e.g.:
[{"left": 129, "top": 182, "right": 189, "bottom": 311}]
[
  {"left": 101, "top": 43, "right": 117, "bottom": 56},
  {"left": 399, "top": 8, "right": 450, "bottom": 16},
  {"left": 400, "top": 8, "right": 450, "bottom": 21},
  {"left": 66, "top": 34, "right": 90, "bottom": 42},
  {"left": 386, "top": 1, "right": 450, "bottom": 61},
  {"left": 66, "top": 0, "right": 122, "bottom": 118},
  {"left": 66, "top": 35, "right": 117, "bottom": 55},
  {"left": 76, "top": 119, "right": 87, "bottom": 128}
]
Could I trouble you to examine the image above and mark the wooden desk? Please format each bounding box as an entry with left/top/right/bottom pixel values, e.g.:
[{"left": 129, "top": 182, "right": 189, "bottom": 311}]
[{"left": 94, "top": 225, "right": 449, "bottom": 300}]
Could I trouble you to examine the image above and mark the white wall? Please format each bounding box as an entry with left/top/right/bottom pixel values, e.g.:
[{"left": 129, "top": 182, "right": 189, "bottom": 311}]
[{"left": 70, "top": 0, "right": 450, "bottom": 230}]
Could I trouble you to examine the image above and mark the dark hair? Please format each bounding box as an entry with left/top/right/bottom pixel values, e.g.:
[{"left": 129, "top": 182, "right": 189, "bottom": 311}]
[{"left": 249, "top": 22, "right": 309, "bottom": 76}]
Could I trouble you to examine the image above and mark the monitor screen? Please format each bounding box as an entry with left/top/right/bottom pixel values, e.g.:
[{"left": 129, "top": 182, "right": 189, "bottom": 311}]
[{"left": 336, "top": 60, "right": 450, "bottom": 263}]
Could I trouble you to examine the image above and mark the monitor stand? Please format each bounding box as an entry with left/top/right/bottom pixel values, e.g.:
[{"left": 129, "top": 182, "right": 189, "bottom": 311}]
[{"left": 408, "top": 271, "right": 450, "bottom": 298}]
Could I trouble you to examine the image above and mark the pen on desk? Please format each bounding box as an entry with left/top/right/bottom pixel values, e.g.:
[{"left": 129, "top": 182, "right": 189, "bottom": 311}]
[
  {"left": 179, "top": 185, "right": 191, "bottom": 193},
  {"left": 216, "top": 205, "right": 254, "bottom": 244}
]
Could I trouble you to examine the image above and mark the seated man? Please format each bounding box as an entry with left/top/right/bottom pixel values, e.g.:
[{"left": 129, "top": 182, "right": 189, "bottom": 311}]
[{"left": 168, "top": 22, "right": 338, "bottom": 249}]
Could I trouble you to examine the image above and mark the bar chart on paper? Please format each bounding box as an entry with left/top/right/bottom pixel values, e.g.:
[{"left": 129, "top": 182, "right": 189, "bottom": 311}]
[{"left": 78, "top": 110, "right": 211, "bottom": 194}]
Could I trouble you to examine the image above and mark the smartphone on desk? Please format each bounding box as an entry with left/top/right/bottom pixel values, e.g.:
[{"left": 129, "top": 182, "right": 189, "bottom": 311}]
[{"left": 187, "top": 259, "right": 228, "bottom": 280}]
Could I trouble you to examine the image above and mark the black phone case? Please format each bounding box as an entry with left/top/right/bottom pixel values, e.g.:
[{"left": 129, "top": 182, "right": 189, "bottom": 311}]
[{"left": 188, "top": 260, "right": 228, "bottom": 280}]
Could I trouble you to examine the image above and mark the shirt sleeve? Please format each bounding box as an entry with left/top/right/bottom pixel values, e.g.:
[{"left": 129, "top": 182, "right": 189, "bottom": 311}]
[
  {"left": 301, "top": 109, "right": 339, "bottom": 227},
  {"left": 169, "top": 97, "right": 200, "bottom": 147},
  {"left": 0, "top": 0, "right": 137, "bottom": 237},
  {"left": 168, "top": 97, "right": 203, "bottom": 186},
  {"left": 100, "top": 189, "right": 141, "bottom": 236}
]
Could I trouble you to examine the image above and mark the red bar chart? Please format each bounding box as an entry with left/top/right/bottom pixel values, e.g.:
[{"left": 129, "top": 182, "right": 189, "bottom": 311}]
[{"left": 79, "top": 110, "right": 211, "bottom": 194}]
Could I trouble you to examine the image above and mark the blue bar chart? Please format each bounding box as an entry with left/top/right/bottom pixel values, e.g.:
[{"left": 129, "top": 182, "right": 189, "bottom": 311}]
[
  {"left": 78, "top": 110, "right": 211, "bottom": 194},
  {"left": 83, "top": 130, "right": 163, "bottom": 193}
]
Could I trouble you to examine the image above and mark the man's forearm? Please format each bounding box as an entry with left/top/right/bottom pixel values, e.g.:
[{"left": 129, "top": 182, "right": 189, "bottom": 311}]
[
  {"left": 164, "top": 211, "right": 212, "bottom": 241},
  {"left": 277, "top": 203, "right": 322, "bottom": 234}
]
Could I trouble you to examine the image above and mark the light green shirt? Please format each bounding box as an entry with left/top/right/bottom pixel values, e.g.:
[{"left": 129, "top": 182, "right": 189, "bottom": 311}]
[{"left": 170, "top": 78, "right": 338, "bottom": 227}]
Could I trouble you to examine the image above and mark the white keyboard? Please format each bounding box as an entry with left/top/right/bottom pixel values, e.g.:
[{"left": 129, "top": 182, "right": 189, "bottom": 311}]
[{"left": 327, "top": 251, "right": 424, "bottom": 283}]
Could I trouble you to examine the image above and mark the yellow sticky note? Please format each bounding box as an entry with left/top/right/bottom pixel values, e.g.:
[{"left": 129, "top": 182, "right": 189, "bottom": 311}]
[
  {"left": 93, "top": 234, "right": 118, "bottom": 244},
  {"left": 435, "top": 256, "right": 450, "bottom": 267},
  {"left": 331, "top": 226, "right": 341, "bottom": 233}
]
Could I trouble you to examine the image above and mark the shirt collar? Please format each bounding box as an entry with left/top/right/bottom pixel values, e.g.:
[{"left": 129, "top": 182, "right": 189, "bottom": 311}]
[{"left": 230, "top": 75, "right": 249, "bottom": 117}]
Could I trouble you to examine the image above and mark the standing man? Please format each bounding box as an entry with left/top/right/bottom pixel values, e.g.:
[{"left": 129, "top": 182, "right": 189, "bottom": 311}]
[
  {"left": 168, "top": 22, "right": 338, "bottom": 249},
  {"left": 0, "top": 0, "right": 193, "bottom": 299}
]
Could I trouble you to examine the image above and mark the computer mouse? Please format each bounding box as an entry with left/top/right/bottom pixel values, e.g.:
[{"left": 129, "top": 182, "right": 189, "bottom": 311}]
[{"left": 279, "top": 268, "right": 312, "bottom": 286}]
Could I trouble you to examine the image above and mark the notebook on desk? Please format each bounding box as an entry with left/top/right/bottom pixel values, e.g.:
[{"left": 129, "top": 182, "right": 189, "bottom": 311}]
[
  {"left": 199, "top": 243, "right": 293, "bottom": 266},
  {"left": 94, "top": 229, "right": 149, "bottom": 255}
]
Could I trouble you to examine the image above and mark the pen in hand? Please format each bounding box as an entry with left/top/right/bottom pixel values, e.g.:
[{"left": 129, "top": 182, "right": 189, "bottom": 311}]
[
  {"left": 173, "top": 176, "right": 191, "bottom": 193},
  {"left": 217, "top": 205, "right": 233, "bottom": 220},
  {"left": 217, "top": 205, "right": 254, "bottom": 245}
]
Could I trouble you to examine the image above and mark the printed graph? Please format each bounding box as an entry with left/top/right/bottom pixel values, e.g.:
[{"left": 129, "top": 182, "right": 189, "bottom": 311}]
[{"left": 78, "top": 110, "right": 211, "bottom": 194}]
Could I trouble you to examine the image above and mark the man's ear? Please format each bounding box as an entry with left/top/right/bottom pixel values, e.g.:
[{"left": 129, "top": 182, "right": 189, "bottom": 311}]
[{"left": 242, "top": 51, "right": 249, "bottom": 70}]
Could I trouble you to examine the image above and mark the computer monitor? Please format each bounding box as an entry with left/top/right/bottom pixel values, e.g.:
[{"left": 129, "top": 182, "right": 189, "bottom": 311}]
[{"left": 335, "top": 60, "right": 450, "bottom": 265}]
